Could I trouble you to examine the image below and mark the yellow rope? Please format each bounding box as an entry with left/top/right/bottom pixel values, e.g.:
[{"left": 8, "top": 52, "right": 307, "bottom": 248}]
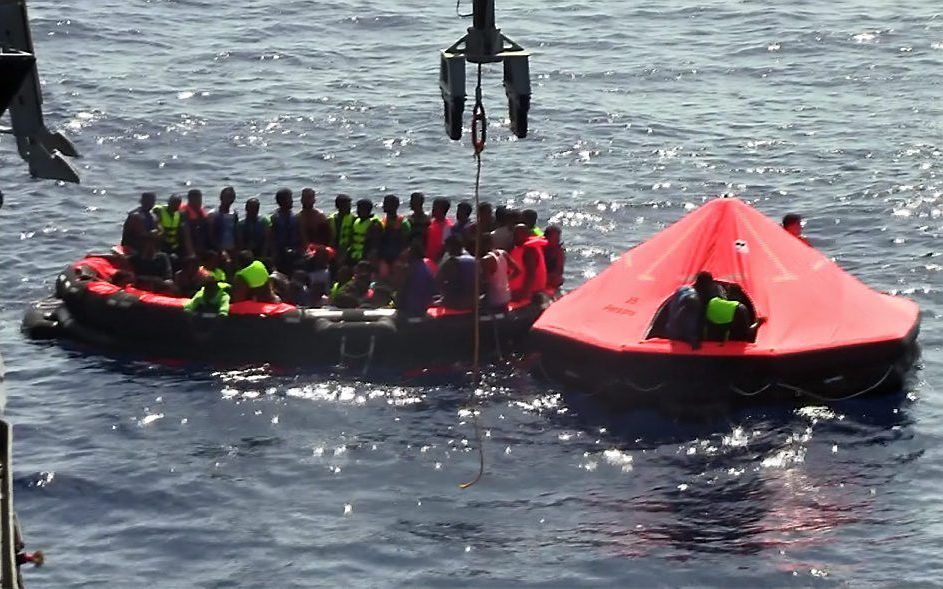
[{"left": 459, "top": 63, "right": 486, "bottom": 490}]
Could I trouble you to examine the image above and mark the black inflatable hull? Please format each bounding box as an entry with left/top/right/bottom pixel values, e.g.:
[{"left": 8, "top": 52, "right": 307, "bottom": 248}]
[
  {"left": 529, "top": 327, "right": 921, "bottom": 407},
  {"left": 23, "top": 264, "right": 549, "bottom": 370}
]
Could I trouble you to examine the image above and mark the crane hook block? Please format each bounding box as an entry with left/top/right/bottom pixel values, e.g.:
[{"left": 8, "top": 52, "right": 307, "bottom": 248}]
[{"left": 439, "top": 0, "right": 531, "bottom": 141}]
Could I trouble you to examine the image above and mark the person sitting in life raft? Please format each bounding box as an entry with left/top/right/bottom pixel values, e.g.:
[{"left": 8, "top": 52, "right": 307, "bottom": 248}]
[
  {"left": 183, "top": 278, "right": 231, "bottom": 317},
  {"left": 331, "top": 261, "right": 374, "bottom": 309},
  {"left": 231, "top": 250, "right": 279, "bottom": 303},
  {"left": 509, "top": 224, "right": 548, "bottom": 302},
  {"left": 436, "top": 235, "right": 478, "bottom": 310},
  {"left": 704, "top": 283, "right": 766, "bottom": 342}
]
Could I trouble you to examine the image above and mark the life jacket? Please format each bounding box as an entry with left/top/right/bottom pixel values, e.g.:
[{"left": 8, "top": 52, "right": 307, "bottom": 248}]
[
  {"left": 181, "top": 204, "right": 209, "bottom": 252},
  {"left": 508, "top": 236, "right": 548, "bottom": 298},
  {"left": 235, "top": 260, "right": 270, "bottom": 289},
  {"left": 425, "top": 217, "right": 453, "bottom": 261},
  {"left": 530, "top": 226, "right": 544, "bottom": 237},
  {"left": 155, "top": 206, "right": 182, "bottom": 250},
  {"left": 213, "top": 209, "right": 239, "bottom": 251},
  {"left": 706, "top": 297, "right": 739, "bottom": 326},
  {"left": 270, "top": 210, "right": 299, "bottom": 250},
  {"left": 349, "top": 215, "right": 381, "bottom": 262},
  {"left": 184, "top": 283, "right": 231, "bottom": 316},
  {"left": 486, "top": 249, "right": 511, "bottom": 307},
  {"left": 330, "top": 212, "right": 355, "bottom": 252},
  {"left": 204, "top": 267, "right": 227, "bottom": 282},
  {"left": 239, "top": 216, "right": 268, "bottom": 256}
]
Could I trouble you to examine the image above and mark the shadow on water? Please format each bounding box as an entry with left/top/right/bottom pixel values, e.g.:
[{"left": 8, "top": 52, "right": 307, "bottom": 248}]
[{"left": 541, "top": 384, "right": 919, "bottom": 559}]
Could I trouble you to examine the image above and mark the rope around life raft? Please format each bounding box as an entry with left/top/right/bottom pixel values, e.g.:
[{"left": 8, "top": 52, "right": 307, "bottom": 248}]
[{"left": 460, "top": 63, "right": 487, "bottom": 490}]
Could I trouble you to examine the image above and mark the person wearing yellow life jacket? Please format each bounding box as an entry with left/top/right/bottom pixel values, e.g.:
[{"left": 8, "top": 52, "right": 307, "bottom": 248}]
[
  {"left": 329, "top": 194, "right": 355, "bottom": 265},
  {"left": 153, "top": 194, "right": 188, "bottom": 256},
  {"left": 704, "top": 283, "right": 765, "bottom": 342},
  {"left": 184, "top": 278, "right": 231, "bottom": 317},
  {"left": 231, "top": 251, "right": 279, "bottom": 303},
  {"left": 522, "top": 209, "right": 544, "bottom": 237},
  {"left": 348, "top": 199, "right": 382, "bottom": 264},
  {"left": 508, "top": 224, "right": 548, "bottom": 302}
]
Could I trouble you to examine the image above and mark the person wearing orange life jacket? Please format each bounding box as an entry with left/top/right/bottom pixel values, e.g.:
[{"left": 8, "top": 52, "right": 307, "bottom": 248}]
[
  {"left": 425, "top": 197, "right": 454, "bottom": 262},
  {"left": 180, "top": 189, "right": 210, "bottom": 256},
  {"left": 508, "top": 223, "right": 548, "bottom": 302}
]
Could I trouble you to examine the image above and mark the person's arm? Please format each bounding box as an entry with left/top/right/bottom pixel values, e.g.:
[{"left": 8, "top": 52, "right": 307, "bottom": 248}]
[
  {"left": 183, "top": 289, "right": 204, "bottom": 313},
  {"left": 506, "top": 252, "right": 523, "bottom": 280},
  {"left": 217, "top": 291, "right": 231, "bottom": 316}
]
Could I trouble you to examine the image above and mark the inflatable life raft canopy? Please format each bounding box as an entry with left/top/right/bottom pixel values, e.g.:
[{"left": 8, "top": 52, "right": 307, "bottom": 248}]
[{"left": 532, "top": 197, "right": 919, "bottom": 358}]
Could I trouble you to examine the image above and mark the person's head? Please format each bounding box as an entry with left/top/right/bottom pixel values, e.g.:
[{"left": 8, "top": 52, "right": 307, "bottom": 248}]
[
  {"left": 727, "top": 283, "right": 745, "bottom": 300},
  {"left": 506, "top": 208, "right": 522, "bottom": 227},
  {"left": 512, "top": 223, "right": 530, "bottom": 247},
  {"left": 382, "top": 194, "right": 400, "bottom": 215},
  {"left": 477, "top": 202, "right": 493, "bottom": 224},
  {"left": 431, "top": 197, "right": 450, "bottom": 221},
  {"left": 187, "top": 189, "right": 203, "bottom": 209},
  {"left": 410, "top": 191, "right": 425, "bottom": 213},
  {"left": 545, "top": 225, "right": 562, "bottom": 246},
  {"left": 275, "top": 188, "right": 293, "bottom": 211},
  {"left": 456, "top": 201, "right": 472, "bottom": 224},
  {"left": 693, "top": 271, "right": 715, "bottom": 299},
  {"left": 782, "top": 213, "right": 803, "bottom": 237},
  {"left": 356, "top": 199, "right": 373, "bottom": 219},
  {"left": 522, "top": 209, "right": 539, "bottom": 229},
  {"left": 353, "top": 260, "right": 373, "bottom": 280},
  {"left": 444, "top": 234, "right": 464, "bottom": 257},
  {"left": 141, "top": 191, "right": 157, "bottom": 210},
  {"left": 311, "top": 246, "right": 330, "bottom": 268},
  {"left": 245, "top": 197, "right": 261, "bottom": 218},
  {"left": 335, "top": 194, "right": 352, "bottom": 215},
  {"left": 494, "top": 205, "right": 508, "bottom": 226},
  {"left": 167, "top": 194, "right": 182, "bottom": 213},
  {"left": 181, "top": 255, "right": 199, "bottom": 273},
  {"left": 237, "top": 250, "right": 255, "bottom": 268},
  {"left": 219, "top": 186, "right": 236, "bottom": 208},
  {"left": 300, "top": 187, "right": 317, "bottom": 209},
  {"left": 201, "top": 249, "right": 220, "bottom": 269}
]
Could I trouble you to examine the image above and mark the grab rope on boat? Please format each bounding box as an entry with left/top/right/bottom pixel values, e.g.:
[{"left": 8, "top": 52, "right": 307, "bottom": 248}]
[
  {"left": 731, "top": 365, "right": 896, "bottom": 402},
  {"left": 460, "top": 63, "right": 487, "bottom": 490}
]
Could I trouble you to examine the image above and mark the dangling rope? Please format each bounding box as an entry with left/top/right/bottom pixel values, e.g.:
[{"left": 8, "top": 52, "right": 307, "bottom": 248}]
[{"left": 460, "top": 63, "right": 487, "bottom": 490}]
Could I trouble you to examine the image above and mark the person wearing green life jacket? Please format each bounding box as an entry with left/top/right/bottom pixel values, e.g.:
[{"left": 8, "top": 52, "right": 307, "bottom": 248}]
[
  {"left": 522, "top": 209, "right": 544, "bottom": 237},
  {"left": 154, "top": 194, "right": 191, "bottom": 257},
  {"left": 348, "top": 199, "right": 382, "bottom": 264},
  {"left": 232, "top": 250, "right": 279, "bottom": 303},
  {"left": 184, "top": 278, "right": 231, "bottom": 317},
  {"left": 704, "top": 283, "right": 765, "bottom": 342},
  {"left": 329, "top": 194, "right": 355, "bottom": 266}
]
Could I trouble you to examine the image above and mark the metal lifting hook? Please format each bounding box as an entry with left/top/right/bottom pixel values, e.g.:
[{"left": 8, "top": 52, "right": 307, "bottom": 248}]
[
  {"left": 470, "top": 70, "right": 487, "bottom": 153},
  {"left": 439, "top": 0, "right": 531, "bottom": 141}
]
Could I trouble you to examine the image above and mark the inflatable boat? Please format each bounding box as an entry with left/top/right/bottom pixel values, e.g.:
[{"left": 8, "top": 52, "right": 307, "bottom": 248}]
[
  {"left": 530, "top": 197, "right": 920, "bottom": 405},
  {"left": 23, "top": 254, "right": 551, "bottom": 370}
]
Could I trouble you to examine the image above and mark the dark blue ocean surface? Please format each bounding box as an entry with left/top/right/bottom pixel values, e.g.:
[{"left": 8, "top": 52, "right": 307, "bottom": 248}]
[{"left": 1, "top": 0, "right": 941, "bottom": 586}]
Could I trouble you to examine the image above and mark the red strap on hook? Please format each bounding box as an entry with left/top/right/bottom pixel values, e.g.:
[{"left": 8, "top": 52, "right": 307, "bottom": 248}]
[{"left": 471, "top": 100, "right": 487, "bottom": 155}]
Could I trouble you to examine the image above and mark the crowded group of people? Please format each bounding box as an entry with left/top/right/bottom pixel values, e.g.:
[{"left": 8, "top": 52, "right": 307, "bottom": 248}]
[{"left": 117, "top": 187, "right": 566, "bottom": 316}]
